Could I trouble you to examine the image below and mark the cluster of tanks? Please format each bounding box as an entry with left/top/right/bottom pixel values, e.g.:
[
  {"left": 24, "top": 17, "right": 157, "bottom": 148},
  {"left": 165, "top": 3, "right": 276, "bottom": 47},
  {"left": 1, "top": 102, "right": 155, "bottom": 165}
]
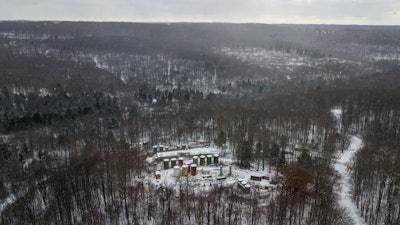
[
  {"left": 161, "top": 154, "right": 220, "bottom": 177},
  {"left": 151, "top": 145, "right": 275, "bottom": 195}
]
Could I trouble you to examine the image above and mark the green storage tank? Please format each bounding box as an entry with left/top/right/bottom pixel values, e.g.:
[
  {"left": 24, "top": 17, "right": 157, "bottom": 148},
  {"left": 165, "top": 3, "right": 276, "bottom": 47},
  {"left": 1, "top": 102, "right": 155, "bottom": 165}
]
[
  {"left": 171, "top": 158, "right": 177, "bottom": 168},
  {"left": 206, "top": 155, "right": 212, "bottom": 165},
  {"left": 193, "top": 156, "right": 199, "bottom": 165},
  {"left": 163, "top": 159, "right": 170, "bottom": 169},
  {"left": 213, "top": 154, "right": 219, "bottom": 164}
]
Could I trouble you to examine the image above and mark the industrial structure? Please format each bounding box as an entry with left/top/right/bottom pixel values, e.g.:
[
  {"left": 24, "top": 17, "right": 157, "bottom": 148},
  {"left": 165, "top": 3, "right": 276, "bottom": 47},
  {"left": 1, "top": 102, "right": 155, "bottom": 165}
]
[{"left": 147, "top": 145, "right": 276, "bottom": 195}]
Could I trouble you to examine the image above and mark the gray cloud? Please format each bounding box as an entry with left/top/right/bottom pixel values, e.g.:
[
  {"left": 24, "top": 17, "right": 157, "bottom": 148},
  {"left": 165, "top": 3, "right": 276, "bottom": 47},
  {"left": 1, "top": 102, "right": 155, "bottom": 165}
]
[{"left": 1, "top": 0, "right": 399, "bottom": 24}]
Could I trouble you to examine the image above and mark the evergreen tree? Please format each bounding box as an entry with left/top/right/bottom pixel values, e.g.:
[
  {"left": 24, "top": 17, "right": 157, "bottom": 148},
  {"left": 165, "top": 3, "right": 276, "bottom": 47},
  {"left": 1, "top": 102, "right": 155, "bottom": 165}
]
[{"left": 215, "top": 130, "right": 226, "bottom": 148}]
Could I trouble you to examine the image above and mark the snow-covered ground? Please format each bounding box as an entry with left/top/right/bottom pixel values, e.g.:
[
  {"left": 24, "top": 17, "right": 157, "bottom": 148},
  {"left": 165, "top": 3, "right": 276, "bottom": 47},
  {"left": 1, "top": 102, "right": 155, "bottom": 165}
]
[
  {"left": 146, "top": 163, "right": 276, "bottom": 198},
  {"left": 334, "top": 135, "right": 365, "bottom": 225},
  {"left": 0, "top": 194, "right": 16, "bottom": 215},
  {"left": 219, "top": 47, "right": 354, "bottom": 72},
  {"left": 331, "top": 106, "right": 365, "bottom": 225},
  {"left": 220, "top": 47, "right": 310, "bottom": 70}
]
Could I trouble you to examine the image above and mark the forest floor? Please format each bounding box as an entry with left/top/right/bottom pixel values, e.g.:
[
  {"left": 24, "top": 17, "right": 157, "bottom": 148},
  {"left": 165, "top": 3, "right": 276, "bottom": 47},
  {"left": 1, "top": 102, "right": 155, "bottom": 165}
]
[{"left": 334, "top": 135, "right": 365, "bottom": 225}]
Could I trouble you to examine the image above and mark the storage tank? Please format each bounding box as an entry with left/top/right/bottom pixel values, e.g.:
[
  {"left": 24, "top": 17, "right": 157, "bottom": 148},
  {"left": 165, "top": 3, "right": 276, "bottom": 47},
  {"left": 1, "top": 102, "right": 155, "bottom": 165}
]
[
  {"left": 165, "top": 146, "right": 169, "bottom": 151},
  {"left": 219, "top": 165, "right": 223, "bottom": 176},
  {"left": 159, "top": 145, "right": 164, "bottom": 151},
  {"left": 163, "top": 159, "right": 170, "bottom": 169},
  {"left": 152, "top": 146, "right": 158, "bottom": 153},
  {"left": 171, "top": 158, "right": 177, "bottom": 168},
  {"left": 173, "top": 166, "right": 181, "bottom": 177},
  {"left": 200, "top": 155, "right": 205, "bottom": 166},
  {"left": 191, "top": 164, "right": 197, "bottom": 176},
  {"left": 206, "top": 155, "right": 212, "bottom": 165},
  {"left": 192, "top": 156, "right": 199, "bottom": 165},
  {"left": 182, "top": 165, "right": 189, "bottom": 176},
  {"left": 213, "top": 154, "right": 219, "bottom": 164},
  {"left": 178, "top": 157, "right": 184, "bottom": 166}
]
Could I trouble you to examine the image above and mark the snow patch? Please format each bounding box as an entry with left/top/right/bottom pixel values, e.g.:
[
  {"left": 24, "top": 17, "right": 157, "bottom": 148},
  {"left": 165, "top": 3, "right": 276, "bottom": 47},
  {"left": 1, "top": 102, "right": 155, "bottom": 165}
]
[
  {"left": 331, "top": 107, "right": 343, "bottom": 132},
  {"left": 11, "top": 87, "right": 34, "bottom": 95},
  {"left": 0, "top": 134, "right": 14, "bottom": 142},
  {"left": 219, "top": 47, "right": 310, "bottom": 69},
  {"left": 92, "top": 56, "right": 108, "bottom": 70},
  {"left": 0, "top": 193, "right": 17, "bottom": 214},
  {"left": 146, "top": 155, "right": 156, "bottom": 164},
  {"left": 23, "top": 158, "right": 34, "bottom": 169},
  {"left": 331, "top": 107, "right": 343, "bottom": 120},
  {"left": 39, "top": 88, "right": 51, "bottom": 97}
]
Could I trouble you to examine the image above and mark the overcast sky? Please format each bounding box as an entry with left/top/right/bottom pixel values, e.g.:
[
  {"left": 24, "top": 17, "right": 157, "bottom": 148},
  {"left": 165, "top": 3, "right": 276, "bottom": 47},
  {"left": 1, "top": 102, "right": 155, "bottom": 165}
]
[{"left": 1, "top": 0, "right": 399, "bottom": 25}]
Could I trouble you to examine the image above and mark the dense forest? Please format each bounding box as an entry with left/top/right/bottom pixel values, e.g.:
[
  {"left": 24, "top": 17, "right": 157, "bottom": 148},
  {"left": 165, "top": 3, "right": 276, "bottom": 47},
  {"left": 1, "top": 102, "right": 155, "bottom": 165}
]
[{"left": 0, "top": 21, "right": 399, "bottom": 224}]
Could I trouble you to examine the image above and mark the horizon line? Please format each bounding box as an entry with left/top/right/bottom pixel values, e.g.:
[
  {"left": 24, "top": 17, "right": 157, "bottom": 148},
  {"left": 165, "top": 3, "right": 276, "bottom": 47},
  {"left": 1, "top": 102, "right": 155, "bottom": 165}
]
[{"left": 1, "top": 19, "right": 400, "bottom": 27}]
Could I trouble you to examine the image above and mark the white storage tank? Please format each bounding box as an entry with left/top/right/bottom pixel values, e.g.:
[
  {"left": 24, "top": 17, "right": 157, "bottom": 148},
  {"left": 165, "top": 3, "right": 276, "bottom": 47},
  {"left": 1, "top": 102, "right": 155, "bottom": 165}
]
[{"left": 173, "top": 166, "right": 181, "bottom": 177}]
